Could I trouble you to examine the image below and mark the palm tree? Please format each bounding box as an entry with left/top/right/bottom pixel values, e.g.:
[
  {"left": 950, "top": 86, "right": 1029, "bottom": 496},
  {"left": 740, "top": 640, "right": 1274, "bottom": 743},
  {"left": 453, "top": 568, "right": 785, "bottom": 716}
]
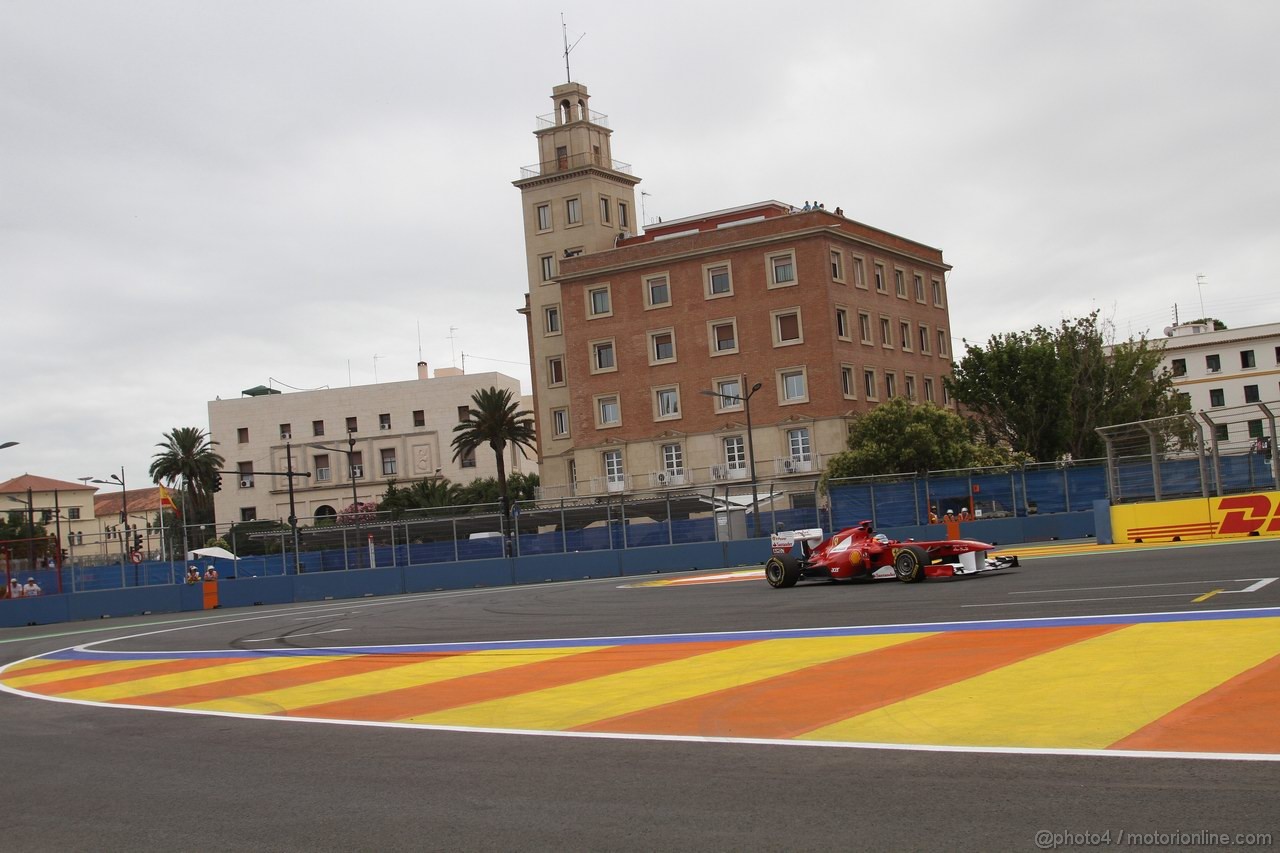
[
  {"left": 451, "top": 387, "right": 537, "bottom": 519},
  {"left": 149, "top": 427, "right": 225, "bottom": 518}
]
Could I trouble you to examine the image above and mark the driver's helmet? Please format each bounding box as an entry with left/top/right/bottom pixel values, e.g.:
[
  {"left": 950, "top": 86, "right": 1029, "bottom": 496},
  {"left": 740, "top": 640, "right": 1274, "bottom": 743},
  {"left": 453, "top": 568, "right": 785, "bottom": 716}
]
[{"left": 872, "top": 533, "right": 890, "bottom": 545}]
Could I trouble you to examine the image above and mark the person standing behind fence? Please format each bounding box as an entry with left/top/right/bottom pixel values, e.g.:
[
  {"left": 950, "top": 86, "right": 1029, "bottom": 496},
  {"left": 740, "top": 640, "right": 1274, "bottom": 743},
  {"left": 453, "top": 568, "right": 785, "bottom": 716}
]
[
  {"left": 9, "top": 577, "right": 22, "bottom": 598},
  {"left": 23, "top": 578, "right": 41, "bottom": 597}
]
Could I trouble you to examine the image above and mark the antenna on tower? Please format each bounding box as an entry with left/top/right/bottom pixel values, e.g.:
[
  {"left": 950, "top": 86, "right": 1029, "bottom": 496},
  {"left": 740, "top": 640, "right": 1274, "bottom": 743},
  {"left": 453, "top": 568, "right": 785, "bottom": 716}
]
[
  {"left": 561, "top": 13, "right": 584, "bottom": 83},
  {"left": 1195, "top": 273, "right": 1207, "bottom": 318},
  {"left": 448, "top": 326, "right": 459, "bottom": 369},
  {"left": 641, "top": 190, "right": 651, "bottom": 226},
  {"left": 417, "top": 320, "right": 423, "bottom": 362},
  {"left": 372, "top": 353, "right": 383, "bottom": 384}
]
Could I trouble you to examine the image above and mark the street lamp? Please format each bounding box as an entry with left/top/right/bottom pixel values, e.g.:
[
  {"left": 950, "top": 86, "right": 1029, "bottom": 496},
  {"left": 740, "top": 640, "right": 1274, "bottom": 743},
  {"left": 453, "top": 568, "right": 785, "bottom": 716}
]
[
  {"left": 701, "top": 380, "right": 764, "bottom": 538},
  {"left": 316, "top": 431, "right": 365, "bottom": 568},
  {"left": 92, "top": 469, "right": 129, "bottom": 581},
  {"left": 0, "top": 441, "right": 18, "bottom": 450}
]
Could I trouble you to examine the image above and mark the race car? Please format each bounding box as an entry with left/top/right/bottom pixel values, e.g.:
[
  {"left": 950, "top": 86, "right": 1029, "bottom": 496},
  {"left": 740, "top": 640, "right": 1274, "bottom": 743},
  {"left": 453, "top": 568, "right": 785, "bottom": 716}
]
[{"left": 765, "top": 520, "right": 1018, "bottom": 588}]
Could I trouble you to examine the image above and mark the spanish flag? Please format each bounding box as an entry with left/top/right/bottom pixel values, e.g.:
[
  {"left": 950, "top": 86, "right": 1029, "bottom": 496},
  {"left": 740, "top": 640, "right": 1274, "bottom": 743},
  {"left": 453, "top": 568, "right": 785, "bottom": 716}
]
[{"left": 158, "top": 484, "right": 180, "bottom": 518}]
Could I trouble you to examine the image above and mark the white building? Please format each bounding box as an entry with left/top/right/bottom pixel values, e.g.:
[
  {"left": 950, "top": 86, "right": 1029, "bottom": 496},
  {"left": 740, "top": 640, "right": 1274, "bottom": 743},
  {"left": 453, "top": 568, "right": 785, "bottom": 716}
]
[{"left": 207, "top": 364, "right": 536, "bottom": 525}]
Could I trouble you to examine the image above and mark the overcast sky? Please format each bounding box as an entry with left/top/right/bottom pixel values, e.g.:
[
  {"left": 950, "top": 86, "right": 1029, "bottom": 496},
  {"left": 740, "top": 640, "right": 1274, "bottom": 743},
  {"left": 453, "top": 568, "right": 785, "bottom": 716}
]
[{"left": 3, "top": 0, "right": 1278, "bottom": 489}]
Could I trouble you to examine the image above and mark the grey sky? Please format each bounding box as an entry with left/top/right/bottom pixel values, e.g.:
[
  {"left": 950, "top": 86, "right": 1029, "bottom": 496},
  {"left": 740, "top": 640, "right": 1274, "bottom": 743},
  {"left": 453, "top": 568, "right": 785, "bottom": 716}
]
[{"left": 3, "top": 0, "right": 1277, "bottom": 487}]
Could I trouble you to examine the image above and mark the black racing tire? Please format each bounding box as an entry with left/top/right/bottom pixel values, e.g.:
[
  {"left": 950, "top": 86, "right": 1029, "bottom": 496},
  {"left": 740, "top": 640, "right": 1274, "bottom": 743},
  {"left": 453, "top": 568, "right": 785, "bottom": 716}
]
[
  {"left": 765, "top": 554, "right": 801, "bottom": 588},
  {"left": 893, "top": 545, "right": 931, "bottom": 583}
]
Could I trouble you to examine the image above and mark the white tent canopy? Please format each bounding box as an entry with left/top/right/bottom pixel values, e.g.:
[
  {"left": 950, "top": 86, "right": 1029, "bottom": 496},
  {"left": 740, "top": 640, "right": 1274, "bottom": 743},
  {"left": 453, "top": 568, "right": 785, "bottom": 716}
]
[{"left": 187, "top": 546, "right": 239, "bottom": 561}]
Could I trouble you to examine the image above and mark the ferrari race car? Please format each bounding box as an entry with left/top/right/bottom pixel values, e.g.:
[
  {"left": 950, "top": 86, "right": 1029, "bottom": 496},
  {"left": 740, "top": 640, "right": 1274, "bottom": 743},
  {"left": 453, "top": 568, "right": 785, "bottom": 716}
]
[{"left": 765, "top": 520, "right": 1019, "bottom": 588}]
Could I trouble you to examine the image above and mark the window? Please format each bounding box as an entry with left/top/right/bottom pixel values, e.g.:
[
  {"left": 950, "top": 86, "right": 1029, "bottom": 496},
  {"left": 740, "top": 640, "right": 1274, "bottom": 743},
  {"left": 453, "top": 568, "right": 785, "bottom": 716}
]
[
  {"left": 880, "top": 317, "right": 892, "bottom": 348},
  {"left": 714, "top": 377, "right": 743, "bottom": 411},
  {"left": 859, "top": 312, "right": 873, "bottom": 344},
  {"left": 830, "top": 250, "right": 844, "bottom": 282},
  {"left": 779, "top": 367, "right": 808, "bottom": 403},
  {"left": 346, "top": 416, "right": 358, "bottom": 433},
  {"left": 1241, "top": 350, "right": 1256, "bottom": 369},
  {"left": 237, "top": 427, "right": 248, "bottom": 443},
  {"left": 841, "top": 365, "right": 855, "bottom": 398},
  {"left": 552, "top": 408, "right": 569, "bottom": 438},
  {"left": 905, "top": 374, "right": 917, "bottom": 401},
  {"left": 618, "top": 201, "right": 629, "bottom": 230},
  {"left": 379, "top": 413, "right": 391, "bottom": 431},
  {"left": 603, "top": 449, "right": 624, "bottom": 484},
  {"left": 555, "top": 145, "right": 568, "bottom": 168},
  {"left": 645, "top": 274, "right": 670, "bottom": 308},
  {"left": 937, "top": 330, "right": 949, "bottom": 357},
  {"left": 724, "top": 435, "right": 746, "bottom": 471},
  {"left": 1209, "top": 388, "right": 1225, "bottom": 407},
  {"left": 1248, "top": 419, "right": 1265, "bottom": 439},
  {"left": 1245, "top": 384, "right": 1261, "bottom": 403},
  {"left": 599, "top": 196, "right": 611, "bottom": 225},
  {"left": 931, "top": 278, "right": 944, "bottom": 306},
  {"left": 588, "top": 285, "right": 612, "bottom": 317},
  {"left": 1214, "top": 423, "right": 1230, "bottom": 442},
  {"left": 592, "top": 339, "right": 617, "bottom": 372},
  {"left": 240, "top": 508, "right": 257, "bottom": 522},
  {"left": 836, "top": 308, "right": 851, "bottom": 340},
  {"left": 654, "top": 386, "right": 681, "bottom": 419},
  {"left": 773, "top": 309, "right": 802, "bottom": 346},
  {"left": 279, "top": 423, "right": 292, "bottom": 440},
  {"left": 536, "top": 203, "right": 551, "bottom": 231},
  {"left": 885, "top": 372, "right": 898, "bottom": 398},
  {"left": 864, "top": 368, "right": 878, "bottom": 400},
  {"left": 705, "top": 263, "right": 732, "bottom": 297},
  {"left": 923, "top": 376, "right": 935, "bottom": 403},
  {"left": 542, "top": 305, "right": 561, "bottom": 335},
  {"left": 919, "top": 324, "right": 931, "bottom": 354},
  {"left": 412, "top": 410, "right": 425, "bottom": 428},
  {"left": 596, "top": 394, "right": 621, "bottom": 427},
  {"left": 768, "top": 251, "right": 797, "bottom": 287},
  {"left": 567, "top": 459, "right": 577, "bottom": 496},
  {"left": 1206, "top": 354, "right": 1221, "bottom": 372},
  {"left": 313, "top": 419, "right": 324, "bottom": 437},
  {"left": 548, "top": 356, "right": 565, "bottom": 386},
  {"left": 900, "top": 322, "right": 912, "bottom": 351},
  {"left": 661, "top": 443, "right": 684, "bottom": 475},
  {"left": 456, "top": 405, "right": 469, "bottom": 423},
  {"left": 1275, "top": 346, "right": 1280, "bottom": 364},
  {"left": 894, "top": 269, "right": 906, "bottom": 298},
  {"left": 380, "top": 448, "right": 397, "bottom": 476},
  {"left": 787, "top": 428, "right": 812, "bottom": 462},
  {"left": 461, "top": 448, "right": 476, "bottom": 468},
  {"left": 238, "top": 461, "right": 253, "bottom": 488},
  {"left": 649, "top": 330, "right": 676, "bottom": 363},
  {"left": 852, "top": 256, "right": 867, "bottom": 289},
  {"left": 710, "top": 319, "right": 738, "bottom": 355},
  {"left": 1170, "top": 358, "right": 1186, "bottom": 376},
  {"left": 350, "top": 452, "right": 364, "bottom": 479},
  {"left": 566, "top": 197, "right": 581, "bottom": 225},
  {"left": 913, "top": 274, "right": 925, "bottom": 302},
  {"left": 540, "top": 254, "right": 555, "bottom": 281},
  {"left": 315, "top": 454, "right": 331, "bottom": 482},
  {"left": 68, "top": 507, "right": 81, "bottom": 521},
  {"left": 874, "top": 263, "right": 886, "bottom": 292}
]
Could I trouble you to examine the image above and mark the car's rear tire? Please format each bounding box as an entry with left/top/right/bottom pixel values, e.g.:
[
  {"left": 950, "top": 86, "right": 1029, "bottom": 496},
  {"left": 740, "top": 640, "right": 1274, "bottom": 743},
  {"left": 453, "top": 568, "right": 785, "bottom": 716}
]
[
  {"left": 893, "top": 545, "right": 930, "bottom": 583},
  {"left": 765, "top": 554, "right": 801, "bottom": 588}
]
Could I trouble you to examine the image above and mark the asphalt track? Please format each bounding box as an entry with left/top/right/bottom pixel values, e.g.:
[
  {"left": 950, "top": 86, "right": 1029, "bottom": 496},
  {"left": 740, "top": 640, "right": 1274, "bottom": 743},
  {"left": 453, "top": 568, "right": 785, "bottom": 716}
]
[{"left": 2, "top": 539, "right": 1279, "bottom": 851}]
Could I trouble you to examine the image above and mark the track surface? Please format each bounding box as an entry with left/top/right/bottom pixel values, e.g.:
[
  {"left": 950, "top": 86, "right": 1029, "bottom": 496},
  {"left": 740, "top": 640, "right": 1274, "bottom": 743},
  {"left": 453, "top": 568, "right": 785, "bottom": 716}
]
[{"left": 3, "top": 540, "right": 1280, "bottom": 850}]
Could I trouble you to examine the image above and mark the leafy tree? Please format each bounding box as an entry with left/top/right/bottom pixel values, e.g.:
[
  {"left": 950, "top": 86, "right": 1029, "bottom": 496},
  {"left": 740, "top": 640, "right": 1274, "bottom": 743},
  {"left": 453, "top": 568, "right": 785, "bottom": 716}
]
[
  {"left": 225, "top": 519, "right": 289, "bottom": 556},
  {"left": 825, "top": 398, "right": 1017, "bottom": 479},
  {"left": 946, "top": 312, "right": 1188, "bottom": 461},
  {"left": 1, "top": 512, "right": 48, "bottom": 542},
  {"left": 457, "top": 472, "right": 540, "bottom": 507},
  {"left": 451, "top": 387, "right": 537, "bottom": 519},
  {"left": 379, "top": 477, "right": 464, "bottom": 518},
  {"left": 1185, "top": 317, "right": 1227, "bottom": 330},
  {"left": 149, "top": 427, "right": 225, "bottom": 523},
  {"left": 337, "top": 502, "right": 379, "bottom": 526}
]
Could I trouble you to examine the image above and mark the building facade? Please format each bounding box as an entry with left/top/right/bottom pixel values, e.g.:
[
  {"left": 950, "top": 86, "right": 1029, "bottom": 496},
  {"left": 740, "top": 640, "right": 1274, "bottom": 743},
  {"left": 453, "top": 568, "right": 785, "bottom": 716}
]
[
  {"left": 207, "top": 365, "right": 535, "bottom": 525},
  {"left": 1161, "top": 320, "right": 1280, "bottom": 449},
  {"left": 515, "top": 82, "right": 955, "bottom": 499}
]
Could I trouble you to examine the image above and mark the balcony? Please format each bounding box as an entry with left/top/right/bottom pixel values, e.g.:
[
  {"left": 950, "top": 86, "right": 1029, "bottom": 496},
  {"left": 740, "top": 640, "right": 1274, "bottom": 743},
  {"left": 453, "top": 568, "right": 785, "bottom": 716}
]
[
  {"left": 650, "top": 470, "right": 687, "bottom": 489},
  {"left": 535, "top": 109, "right": 610, "bottom": 130},
  {"left": 518, "top": 151, "right": 632, "bottom": 180}
]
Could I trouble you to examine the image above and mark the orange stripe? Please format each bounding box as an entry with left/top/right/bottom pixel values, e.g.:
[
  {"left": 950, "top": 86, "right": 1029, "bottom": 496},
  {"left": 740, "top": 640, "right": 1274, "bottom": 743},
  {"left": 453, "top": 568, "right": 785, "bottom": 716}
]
[
  {"left": 292, "top": 641, "right": 748, "bottom": 722},
  {"left": 19, "top": 657, "right": 247, "bottom": 696},
  {"left": 115, "top": 653, "right": 443, "bottom": 708},
  {"left": 1110, "top": 653, "right": 1280, "bottom": 754},
  {"left": 2, "top": 659, "right": 97, "bottom": 679},
  {"left": 573, "top": 624, "right": 1120, "bottom": 738}
]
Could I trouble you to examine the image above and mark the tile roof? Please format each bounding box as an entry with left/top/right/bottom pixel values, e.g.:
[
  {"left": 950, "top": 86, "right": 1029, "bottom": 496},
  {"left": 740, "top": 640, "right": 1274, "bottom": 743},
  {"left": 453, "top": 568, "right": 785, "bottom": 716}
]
[
  {"left": 94, "top": 487, "right": 165, "bottom": 516},
  {"left": 0, "top": 474, "right": 99, "bottom": 495}
]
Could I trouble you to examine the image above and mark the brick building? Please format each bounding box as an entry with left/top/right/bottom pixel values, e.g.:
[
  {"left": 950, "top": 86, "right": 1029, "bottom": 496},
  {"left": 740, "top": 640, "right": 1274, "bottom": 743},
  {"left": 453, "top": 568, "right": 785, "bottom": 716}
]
[{"left": 515, "top": 83, "right": 955, "bottom": 499}]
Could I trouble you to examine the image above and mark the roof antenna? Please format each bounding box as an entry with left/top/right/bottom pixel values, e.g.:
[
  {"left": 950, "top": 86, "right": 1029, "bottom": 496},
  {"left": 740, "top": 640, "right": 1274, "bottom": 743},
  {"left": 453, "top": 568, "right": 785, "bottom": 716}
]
[
  {"left": 641, "top": 190, "right": 651, "bottom": 226},
  {"left": 1196, "top": 273, "right": 1207, "bottom": 318},
  {"left": 372, "top": 354, "right": 383, "bottom": 384},
  {"left": 561, "top": 13, "right": 584, "bottom": 83},
  {"left": 448, "top": 326, "right": 459, "bottom": 369},
  {"left": 417, "top": 320, "right": 423, "bottom": 362}
]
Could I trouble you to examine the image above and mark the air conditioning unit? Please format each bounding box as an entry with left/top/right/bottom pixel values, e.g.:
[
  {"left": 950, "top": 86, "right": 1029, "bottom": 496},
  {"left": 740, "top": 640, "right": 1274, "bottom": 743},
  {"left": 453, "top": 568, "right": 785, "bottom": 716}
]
[
  {"left": 351, "top": 465, "right": 363, "bottom": 478},
  {"left": 656, "top": 471, "right": 670, "bottom": 485},
  {"left": 711, "top": 464, "right": 728, "bottom": 481},
  {"left": 380, "top": 424, "right": 391, "bottom": 430},
  {"left": 782, "top": 459, "right": 797, "bottom": 474},
  {"left": 240, "top": 479, "right": 253, "bottom": 488},
  {"left": 1207, "top": 367, "right": 1221, "bottom": 374},
  {"left": 280, "top": 432, "right": 291, "bottom": 440}
]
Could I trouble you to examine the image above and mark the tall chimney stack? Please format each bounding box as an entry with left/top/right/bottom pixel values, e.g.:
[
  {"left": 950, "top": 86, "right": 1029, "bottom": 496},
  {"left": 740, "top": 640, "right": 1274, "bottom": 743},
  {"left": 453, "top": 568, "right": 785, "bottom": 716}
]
[{"left": 417, "top": 361, "right": 429, "bottom": 380}]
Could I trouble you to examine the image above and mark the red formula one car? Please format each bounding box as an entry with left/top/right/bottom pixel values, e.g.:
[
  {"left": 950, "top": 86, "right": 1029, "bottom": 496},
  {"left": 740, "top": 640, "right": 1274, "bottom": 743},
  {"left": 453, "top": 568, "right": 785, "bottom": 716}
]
[{"left": 765, "top": 520, "right": 1018, "bottom": 588}]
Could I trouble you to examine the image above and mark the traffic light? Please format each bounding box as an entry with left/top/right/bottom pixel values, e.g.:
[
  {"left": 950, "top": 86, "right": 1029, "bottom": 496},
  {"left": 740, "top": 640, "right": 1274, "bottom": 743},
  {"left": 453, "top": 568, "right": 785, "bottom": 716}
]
[
  {"left": 60, "top": 549, "right": 68, "bottom": 562},
  {"left": 133, "top": 533, "right": 143, "bottom": 553},
  {"left": 213, "top": 473, "right": 223, "bottom": 493}
]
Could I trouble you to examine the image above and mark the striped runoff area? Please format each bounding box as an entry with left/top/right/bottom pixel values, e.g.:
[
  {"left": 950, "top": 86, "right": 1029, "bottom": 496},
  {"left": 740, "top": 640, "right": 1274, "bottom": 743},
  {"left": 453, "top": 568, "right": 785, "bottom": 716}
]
[{"left": 4, "top": 609, "right": 1280, "bottom": 759}]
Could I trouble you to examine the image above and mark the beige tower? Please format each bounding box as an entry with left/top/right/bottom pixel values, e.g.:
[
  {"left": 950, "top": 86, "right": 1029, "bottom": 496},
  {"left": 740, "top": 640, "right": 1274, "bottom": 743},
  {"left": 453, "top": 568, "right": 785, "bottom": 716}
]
[{"left": 513, "top": 82, "right": 641, "bottom": 494}]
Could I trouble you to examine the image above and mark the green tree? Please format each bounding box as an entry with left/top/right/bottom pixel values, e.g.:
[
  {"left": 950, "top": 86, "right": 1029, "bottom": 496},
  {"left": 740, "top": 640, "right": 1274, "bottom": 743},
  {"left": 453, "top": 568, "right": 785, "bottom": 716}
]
[
  {"left": 1185, "top": 317, "right": 1227, "bottom": 330},
  {"left": 379, "top": 477, "right": 464, "bottom": 518},
  {"left": 457, "top": 472, "right": 540, "bottom": 507},
  {"left": 946, "top": 312, "right": 1188, "bottom": 461},
  {"left": 825, "top": 398, "right": 1016, "bottom": 479},
  {"left": 451, "top": 387, "right": 537, "bottom": 519},
  {"left": 149, "top": 427, "right": 225, "bottom": 523},
  {"left": 1, "top": 512, "right": 48, "bottom": 542}
]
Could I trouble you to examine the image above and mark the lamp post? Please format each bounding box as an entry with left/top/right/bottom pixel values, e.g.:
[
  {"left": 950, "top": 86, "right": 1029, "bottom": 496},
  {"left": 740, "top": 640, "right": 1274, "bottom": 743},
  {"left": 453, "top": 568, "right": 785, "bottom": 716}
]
[
  {"left": 316, "top": 432, "right": 364, "bottom": 568},
  {"left": 92, "top": 469, "right": 129, "bottom": 584},
  {"left": 701, "top": 380, "right": 764, "bottom": 538},
  {"left": 0, "top": 441, "right": 18, "bottom": 450},
  {"left": 240, "top": 443, "right": 311, "bottom": 574}
]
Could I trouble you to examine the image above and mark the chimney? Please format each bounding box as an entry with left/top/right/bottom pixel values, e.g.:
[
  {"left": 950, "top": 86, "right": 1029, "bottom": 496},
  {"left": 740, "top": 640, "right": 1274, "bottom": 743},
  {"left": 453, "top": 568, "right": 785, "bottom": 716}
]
[{"left": 417, "top": 361, "right": 429, "bottom": 380}]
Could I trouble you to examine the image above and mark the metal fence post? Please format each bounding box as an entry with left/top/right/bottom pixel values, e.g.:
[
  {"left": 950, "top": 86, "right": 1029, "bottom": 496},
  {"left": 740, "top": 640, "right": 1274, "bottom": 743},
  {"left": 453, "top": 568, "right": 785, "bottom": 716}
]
[{"left": 1198, "top": 411, "right": 1223, "bottom": 496}]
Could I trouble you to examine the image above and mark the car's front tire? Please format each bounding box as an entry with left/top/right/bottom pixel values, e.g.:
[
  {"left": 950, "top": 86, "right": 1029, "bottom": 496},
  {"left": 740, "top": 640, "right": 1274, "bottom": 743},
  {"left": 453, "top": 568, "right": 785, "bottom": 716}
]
[
  {"left": 893, "top": 545, "right": 930, "bottom": 583},
  {"left": 765, "top": 554, "right": 801, "bottom": 588}
]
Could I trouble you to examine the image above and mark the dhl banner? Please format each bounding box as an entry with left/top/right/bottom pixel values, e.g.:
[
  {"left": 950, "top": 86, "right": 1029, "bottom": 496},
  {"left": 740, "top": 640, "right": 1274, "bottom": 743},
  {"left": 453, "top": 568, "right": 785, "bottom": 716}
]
[{"left": 1111, "top": 491, "right": 1280, "bottom": 544}]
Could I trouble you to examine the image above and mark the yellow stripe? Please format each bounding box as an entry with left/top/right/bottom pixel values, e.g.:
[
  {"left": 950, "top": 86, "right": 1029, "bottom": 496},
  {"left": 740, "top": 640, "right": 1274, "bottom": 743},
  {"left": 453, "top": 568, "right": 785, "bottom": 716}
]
[
  {"left": 63, "top": 656, "right": 334, "bottom": 702},
  {"left": 799, "top": 617, "right": 1280, "bottom": 748},
  {"left": 3, "top": 658, "right": 179, "bottom": 689},
  {"left": 1192, "top": 589, "right": 1224, "bottom": 603},
  {"left": 185, "top": 647, "right": 602, "bottom": 714},
  {"left": 404, "top": 634, "right": 930, "bottom": 730}
]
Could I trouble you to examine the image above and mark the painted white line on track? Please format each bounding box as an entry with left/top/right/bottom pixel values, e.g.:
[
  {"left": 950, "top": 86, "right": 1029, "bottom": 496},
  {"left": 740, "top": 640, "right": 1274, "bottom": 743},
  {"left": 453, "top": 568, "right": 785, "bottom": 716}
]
[
  {"left": 241, "top": 629, "right": 351, "bottom": 642},
  {"left": 965, "top": 592, "right": 1216, "bottom": 607},
  {"left": 1007, "top": 578, "right": 1273, "bottom": 594}
]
